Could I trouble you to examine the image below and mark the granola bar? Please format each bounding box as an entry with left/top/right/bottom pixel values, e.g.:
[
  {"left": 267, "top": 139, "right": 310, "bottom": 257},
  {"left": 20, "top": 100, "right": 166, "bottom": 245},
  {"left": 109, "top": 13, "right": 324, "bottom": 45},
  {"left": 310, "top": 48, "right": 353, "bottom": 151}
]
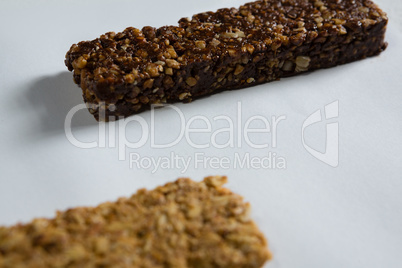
[
  {"left": 0, "top": 176, "right": 271, "bottom": 267},
  {"left": 65, "top": 0, "right": 388, "bottom": 121}
]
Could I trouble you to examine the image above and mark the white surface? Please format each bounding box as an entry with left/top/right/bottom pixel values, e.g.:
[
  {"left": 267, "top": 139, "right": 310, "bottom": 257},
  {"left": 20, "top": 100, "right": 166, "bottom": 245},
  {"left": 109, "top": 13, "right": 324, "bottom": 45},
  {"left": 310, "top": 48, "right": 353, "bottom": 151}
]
[{"left": 1, "top": 0, "right": 401, "bottom": 267}]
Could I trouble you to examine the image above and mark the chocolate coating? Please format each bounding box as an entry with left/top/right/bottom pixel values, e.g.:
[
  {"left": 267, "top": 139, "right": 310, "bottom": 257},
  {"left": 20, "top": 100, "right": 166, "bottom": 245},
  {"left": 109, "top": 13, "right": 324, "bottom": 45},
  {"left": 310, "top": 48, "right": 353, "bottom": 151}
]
[{"left": 65, "top": 0, "right": 388, "bottom": 121}]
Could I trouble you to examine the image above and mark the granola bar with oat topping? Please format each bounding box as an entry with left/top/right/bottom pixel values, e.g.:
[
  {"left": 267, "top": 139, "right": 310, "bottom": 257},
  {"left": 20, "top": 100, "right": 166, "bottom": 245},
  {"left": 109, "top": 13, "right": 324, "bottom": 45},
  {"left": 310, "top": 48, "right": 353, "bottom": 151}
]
[{"left": 0, "top": 176, "right": 271, "bottom": 267}]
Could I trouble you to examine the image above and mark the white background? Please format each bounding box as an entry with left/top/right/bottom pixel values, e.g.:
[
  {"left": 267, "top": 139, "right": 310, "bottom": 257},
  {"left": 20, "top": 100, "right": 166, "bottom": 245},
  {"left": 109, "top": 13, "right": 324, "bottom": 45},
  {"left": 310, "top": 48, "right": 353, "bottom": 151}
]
[{"left": 1, "top": 0, "right": 401, "bottom": 267}]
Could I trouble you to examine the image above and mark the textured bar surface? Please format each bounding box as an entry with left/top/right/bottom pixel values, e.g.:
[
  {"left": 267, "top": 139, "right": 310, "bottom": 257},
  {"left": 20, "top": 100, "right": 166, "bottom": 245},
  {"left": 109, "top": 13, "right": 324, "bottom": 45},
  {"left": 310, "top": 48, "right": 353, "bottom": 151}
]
[
  {"left": 65, "top": 0, "right": 388, "bottom": 120},
  {"left": 0, "top": 176, "right": 271, "bottom": 268}
]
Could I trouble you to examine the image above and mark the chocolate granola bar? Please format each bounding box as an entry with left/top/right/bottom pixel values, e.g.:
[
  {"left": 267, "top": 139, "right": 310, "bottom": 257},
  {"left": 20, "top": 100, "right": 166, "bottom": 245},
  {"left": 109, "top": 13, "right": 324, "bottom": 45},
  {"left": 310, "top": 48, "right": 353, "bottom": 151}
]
[
  {"left": 65, "top": 0, "right": 388, "bottom": 121},
  {"left": 0, "top": 176, "right": 271, "bottom": 268}
]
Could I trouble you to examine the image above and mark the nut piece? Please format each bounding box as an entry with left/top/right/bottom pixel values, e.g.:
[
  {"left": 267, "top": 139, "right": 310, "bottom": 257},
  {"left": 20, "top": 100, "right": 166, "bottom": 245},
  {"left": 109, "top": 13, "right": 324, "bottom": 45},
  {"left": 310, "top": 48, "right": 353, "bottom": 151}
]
[
  {"left": 234, "top": 65, "right": 245, "bottom": 76},
  {"left": 165, "top": 67, "right": 173, "bottom": 75},
  {"left": 167, "top": 46, "right": 178, "bottom": 58},
  {"left": 295, "top": 56, "right": 311, "bottom": 72},
  {"left": 244, "top": 44, "right": 255, "bottom": 54},
  {"left": 314, "top": 0, "right": 324, "bottom": 7},
  {"left": 139, "top": 96, "right": 149, "bottom": 104},
  {"left": 210, "top": 38, "right": 221, "bottom": 47},
  {"left": 124, "top": 74, "right": 135, "bottom": 84},
  {"left": 143, "top": 79, "right": 154, "bottom": 89},
  {"left": 186, "top": 77, "right": 198, "bottom": 87},
  {"left": 338, "top": 25, "right": 347, "bottom": 35},
  {"left": 222, "top": 30, "right": 245, "bottom": 39},
  {"left": 333, "top": 18, "right": 346, "bottom": 25},
  {"left": 72, "top": 56, "right": 87, "bottom": 69},
  {"left": 179, "top": 92, "right": 192, "bottom": 100},
  {"left": 204, "top": 176, "right": 228, "bottom": 187},
  {"left": 247, "top": 78, "right": 255, "bottom": 83},
  {"left": 146, "top": 63, "right": 160, "bottom": 77},
  {"left": 228, "top": 49, "right": 238, "bottom": 57},
  {"left": 195, "top": 40, "right": 206, "bottom": 49},
  {"left": 166, "top": 59, "right": 180, "bottom": 69},
  {"left": 358, "top": 6, "right": 369, "bottom": 13},
  {"left": 282, "top": 60, "right": 294, "bottom": 71}
]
